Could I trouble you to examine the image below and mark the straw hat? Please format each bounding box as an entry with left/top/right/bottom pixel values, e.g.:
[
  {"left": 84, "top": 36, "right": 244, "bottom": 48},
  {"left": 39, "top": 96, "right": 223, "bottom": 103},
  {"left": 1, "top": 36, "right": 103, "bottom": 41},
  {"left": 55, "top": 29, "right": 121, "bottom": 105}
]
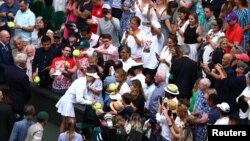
[
  {"left": 164, "top": 84, "right": 179, "bottom": 95},
  {"left": 110, "top": 101, "right": 124, "bottom": 112}
]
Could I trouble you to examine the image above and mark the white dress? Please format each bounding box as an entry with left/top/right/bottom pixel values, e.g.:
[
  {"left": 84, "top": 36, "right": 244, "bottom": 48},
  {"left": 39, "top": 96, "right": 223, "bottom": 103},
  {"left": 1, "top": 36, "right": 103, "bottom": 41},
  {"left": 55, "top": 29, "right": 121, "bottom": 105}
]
[
  {"left": 157, "top": 46, "right": 172, "bottom": 84},
  {"left": 56, "top": 77, "right": 91, "bottom": 117},
  {"left": 134, "top": 0, "right": 150, "bottom": 35}
]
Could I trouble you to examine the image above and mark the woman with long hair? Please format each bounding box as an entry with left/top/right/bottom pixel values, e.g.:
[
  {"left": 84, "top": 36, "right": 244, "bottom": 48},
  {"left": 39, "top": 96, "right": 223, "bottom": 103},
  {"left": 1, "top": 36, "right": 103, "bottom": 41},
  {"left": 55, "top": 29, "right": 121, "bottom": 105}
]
[
  {"left": 156, "top": 34, "right": 178, "bottom": 84},
  {"left": 175, "top": 7, "right": 189, "bottom": 45},
  {"left": 130, "top": 79, "right": 145, "bottom": 117},
  {"left": 31, "top": 17, "right": 54, "bottom": 48},
  {"left": 202, "top": 19, "right": 225, "bottom": 65},
  {"left": 148, "top": 0, "right": 172, "bottom": 40},
  {"left": 125, "top": 113, "right": 143, "bottom": 141},
  {"left": 58, "top": 118, "right": 82, "bottom": 141},
  {"left": 177, "top": 12, "right": 202, "bottom": 62},
  {"left": 166, "top": 104, "right": 195, "bottom": 141},
  {"left": 219, "top": 0, "right": 235, "bottom": 21}
]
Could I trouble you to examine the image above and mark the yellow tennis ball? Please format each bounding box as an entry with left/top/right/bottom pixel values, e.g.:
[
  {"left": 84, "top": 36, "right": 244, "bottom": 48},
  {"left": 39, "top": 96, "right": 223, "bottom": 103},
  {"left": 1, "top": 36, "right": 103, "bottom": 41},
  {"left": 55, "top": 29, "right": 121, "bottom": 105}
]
[
  {"left": 92, "top": 102, "right": 102, "bottom": 110},
  {"left": 34, "top": 76, "right": 40, "bottom": 84},
  {"left": 73, "top": 49, "right": 80, "bottom": 57},
  {"left": 7, "top": 22, "right": 15, "bottom": 28},
  {"left": 108, "top": 83, "right": 117, "bottom": 92}
]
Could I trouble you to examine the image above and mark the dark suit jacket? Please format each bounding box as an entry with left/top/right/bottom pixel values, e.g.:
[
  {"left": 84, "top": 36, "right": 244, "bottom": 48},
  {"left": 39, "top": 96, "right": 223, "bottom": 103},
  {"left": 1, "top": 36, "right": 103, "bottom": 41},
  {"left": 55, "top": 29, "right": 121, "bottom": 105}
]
[
  {"left": 0, "top": 42, "right": 14, "bottom": 84},
  {"left": 0, "top": 102, "right": 14, "bottom": 141},
  {"left": 3, "top": 65, "right": 31, "bottom": 113},
  {"left": 169, "top": 56, "right": 198, "bottom": 98},
  {"left": 32, "top": 47, "right": 60, "bottom": 88}
]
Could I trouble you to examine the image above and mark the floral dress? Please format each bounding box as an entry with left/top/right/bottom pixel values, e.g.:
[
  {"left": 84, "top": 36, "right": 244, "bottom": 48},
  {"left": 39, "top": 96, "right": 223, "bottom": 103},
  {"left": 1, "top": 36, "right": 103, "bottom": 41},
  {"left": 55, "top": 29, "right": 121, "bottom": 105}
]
[{"left": 119, "top": 0, "right": 136, "bottom": 38}]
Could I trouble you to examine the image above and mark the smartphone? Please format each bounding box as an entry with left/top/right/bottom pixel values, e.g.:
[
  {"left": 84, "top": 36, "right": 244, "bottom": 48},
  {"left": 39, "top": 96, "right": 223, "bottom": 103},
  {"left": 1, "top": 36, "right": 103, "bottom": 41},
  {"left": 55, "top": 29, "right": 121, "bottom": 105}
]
[
  {"left": 167, "top": 110, "right": 172, "bottom": 117},
  {"left": 173, "top": 113, "right": 177, "bottom": 120},
  {"left": 159, "top": 97, "right": 163, "bottom": 105}
]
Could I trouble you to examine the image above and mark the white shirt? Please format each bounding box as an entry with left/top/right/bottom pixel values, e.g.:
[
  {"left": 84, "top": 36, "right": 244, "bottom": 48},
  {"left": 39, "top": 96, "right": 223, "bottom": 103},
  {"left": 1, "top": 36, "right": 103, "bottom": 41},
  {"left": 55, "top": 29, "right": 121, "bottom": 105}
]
[
  {"left": 121, "top": 30, "right": 146, "bottom": 59},
  {"left": 144, "top": 84, "right": 156, "bottom": 109},
  {"left": 131, "top": 73, "right": 146, "bottom": 88},
  {"left": 63, "top": 77, "right": 91, "bottom": 105},
  {"left": 89, "top": 33, "right": 99, "bottom": 48},
  {"left": 156, "top": 113, "right": 172, "bottom": 141},
  {"left": 120, "top": 57, "right": 136, "bottom": 72},
  {"left": 236, "top": 86, "right": 250, "bottom": 119},
  {"left": 142, "top": 33, "right": 164, "bottom": 69},
  {"left": 116, "top": 82, "right": 131, "bottom": 95},
  {"left": 214, "top": 117, "right": 229, "bottom": 125}
]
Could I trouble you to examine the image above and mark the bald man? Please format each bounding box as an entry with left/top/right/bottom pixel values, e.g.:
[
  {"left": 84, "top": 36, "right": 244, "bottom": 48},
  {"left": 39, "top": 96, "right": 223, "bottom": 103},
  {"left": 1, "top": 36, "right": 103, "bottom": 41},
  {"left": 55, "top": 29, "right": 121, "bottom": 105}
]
[{"left": 0, "top": 30, "right": 14, "bottom": 84}]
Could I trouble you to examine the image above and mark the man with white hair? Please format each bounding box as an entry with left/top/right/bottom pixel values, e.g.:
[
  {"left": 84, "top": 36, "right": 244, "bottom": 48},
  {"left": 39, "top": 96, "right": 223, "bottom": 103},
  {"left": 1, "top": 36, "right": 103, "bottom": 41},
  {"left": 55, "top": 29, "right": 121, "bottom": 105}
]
[
  {"left": 26, "top": 45, "right": 35, "bottom": 82},
  {"left": 148, "top": 70, "right": 166, "bottom": 116},
  {"left": 12, "top": 36, "right": 26, "bottom": 59},
  {"left": 2, "top": 53, "right": 31, "bottom": 120}
]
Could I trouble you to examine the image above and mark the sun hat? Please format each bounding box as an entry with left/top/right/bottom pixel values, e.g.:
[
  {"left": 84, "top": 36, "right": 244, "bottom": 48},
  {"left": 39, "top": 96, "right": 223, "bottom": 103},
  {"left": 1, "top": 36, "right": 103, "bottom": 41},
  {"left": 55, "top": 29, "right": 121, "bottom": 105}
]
[
  {"left": 86, "top": 72, "right": 100, "bottom": 79},
  {"left": 164, "top": 84, "right": 179, "bottom": 95},
  {"left": 110, "top": 101, "right": 124, "bottom": 112}
]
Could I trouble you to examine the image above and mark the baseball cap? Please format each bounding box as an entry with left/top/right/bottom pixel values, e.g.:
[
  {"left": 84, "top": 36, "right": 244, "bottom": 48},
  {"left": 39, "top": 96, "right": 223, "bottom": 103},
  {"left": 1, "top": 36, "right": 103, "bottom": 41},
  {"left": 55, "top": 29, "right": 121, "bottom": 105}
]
[
  {"left": 217, "top": 102, "right": 230, "bottom": 113},
  {"left": 226, "top": 12, "right": 238, "bottom": 22},
  {"left": 37, "top": 111, "right": 49, "bottom": 120},
  {"left": 234, "top": 53, "right": 249, "bottom": 63},
  {"left": 102, "top": 4, "right": 111, "bottom": 10},
  {"left": 54, "top": 30, "right": 62, "bottom": 37},
  {"left": 78, "top": 40, "right": 90, "bottom": 49},
  {"left": 237, "top": 62, "right": 249, "bottom": 73}
]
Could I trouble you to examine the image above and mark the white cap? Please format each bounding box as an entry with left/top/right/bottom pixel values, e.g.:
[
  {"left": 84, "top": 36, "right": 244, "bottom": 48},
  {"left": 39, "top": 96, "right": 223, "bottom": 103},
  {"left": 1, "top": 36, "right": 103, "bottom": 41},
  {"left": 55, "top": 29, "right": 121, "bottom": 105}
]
[
  {"left": 104, "top": 113, "right": 113, "bottom": 127},
  {"left": 130, "top": 62, "right": 143, "bottom": 67},
  {"left": 151, "top": 21, "right": 161, "bottom": 29},
  {"left": 86, "top": 72, "right": 100, "bottom": 79},
  {"left": 217, "top": 102, "right": 230, "bottom": 113},
  {"left": 102, "top": 4, "right": 111, "bottom": 9}
]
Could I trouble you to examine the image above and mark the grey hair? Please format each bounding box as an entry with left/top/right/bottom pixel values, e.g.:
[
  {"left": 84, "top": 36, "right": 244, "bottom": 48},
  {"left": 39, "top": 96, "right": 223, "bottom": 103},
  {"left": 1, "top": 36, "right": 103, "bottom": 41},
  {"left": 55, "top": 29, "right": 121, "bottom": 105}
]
[
  {"left": 200, "top": 78, "right": 211, "bottom": 88},
  {"left": 156, "top": 70, "right": 166, "bottom": 81},
  {"left": 180, "top": 44, "right": 190, "bottom": 55},
  {"left": 14, "top": 36, "right": 23, "bottom": 41},
  {"left": 14, "top": 53, "right": 27, "bottom": 65},
  {"left": 120, "top": 46, "right": 131, "bottom": 54}
]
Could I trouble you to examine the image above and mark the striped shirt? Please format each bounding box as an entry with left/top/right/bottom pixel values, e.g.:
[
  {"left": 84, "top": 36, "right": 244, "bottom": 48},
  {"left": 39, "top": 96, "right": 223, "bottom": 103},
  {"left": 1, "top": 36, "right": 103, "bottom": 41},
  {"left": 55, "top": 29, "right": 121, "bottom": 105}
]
[{"left": 234, "top": 8, "right": 250, "bottom": 49}]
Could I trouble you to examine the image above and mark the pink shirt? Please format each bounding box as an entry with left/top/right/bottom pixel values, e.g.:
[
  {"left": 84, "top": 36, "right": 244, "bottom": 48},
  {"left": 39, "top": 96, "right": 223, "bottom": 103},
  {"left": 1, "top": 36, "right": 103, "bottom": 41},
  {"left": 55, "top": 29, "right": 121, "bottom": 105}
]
[{"left": 96, "top": 45, "right": 119, "bottom": 62}]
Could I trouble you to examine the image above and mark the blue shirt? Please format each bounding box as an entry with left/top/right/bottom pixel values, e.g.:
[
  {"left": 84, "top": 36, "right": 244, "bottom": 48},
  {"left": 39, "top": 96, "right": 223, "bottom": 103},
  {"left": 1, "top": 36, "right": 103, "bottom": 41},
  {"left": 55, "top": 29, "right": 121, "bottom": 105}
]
[
  {"left": 14, "top": 9, "right": 35, "bottom": 42},
  {"left": 148, "top": 82, "right": 166, "bottom": 115},
  {"left": 0, "top": 3, "right": 19, "bottom": 22},
  {"left": 207, "top": 106, "right": 220, "bottom": 125},
  {"left": 9, "top": 118, "right": 34, "bottom": 141}
]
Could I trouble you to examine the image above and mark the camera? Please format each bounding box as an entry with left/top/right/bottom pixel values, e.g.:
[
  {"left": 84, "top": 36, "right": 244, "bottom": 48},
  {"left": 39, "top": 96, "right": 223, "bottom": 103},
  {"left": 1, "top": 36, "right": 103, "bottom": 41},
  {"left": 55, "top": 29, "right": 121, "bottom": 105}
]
[{"left": 65, "top": 23, "right": 74, "bottom": 28}]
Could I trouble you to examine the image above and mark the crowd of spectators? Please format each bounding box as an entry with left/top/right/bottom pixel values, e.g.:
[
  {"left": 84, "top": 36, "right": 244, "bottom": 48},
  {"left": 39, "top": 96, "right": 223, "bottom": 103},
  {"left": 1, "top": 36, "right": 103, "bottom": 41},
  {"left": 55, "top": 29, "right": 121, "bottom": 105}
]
[{"left": 0, "top": 0, "right": 250, "bottom": 141}]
